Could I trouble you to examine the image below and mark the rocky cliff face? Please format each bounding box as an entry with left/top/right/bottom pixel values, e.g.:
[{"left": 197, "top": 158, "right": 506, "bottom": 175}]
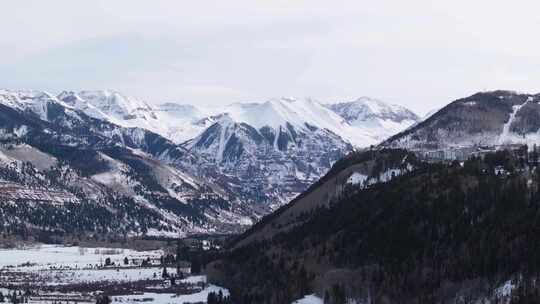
[{"left": 184, "top": 112, "right": 352, "bottom": 208}]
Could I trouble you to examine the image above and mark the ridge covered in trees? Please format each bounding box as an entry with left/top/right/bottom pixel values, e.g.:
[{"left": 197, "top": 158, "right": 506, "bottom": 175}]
[{"left": 208, "top": 148, "right": 540, "bottom": 303}]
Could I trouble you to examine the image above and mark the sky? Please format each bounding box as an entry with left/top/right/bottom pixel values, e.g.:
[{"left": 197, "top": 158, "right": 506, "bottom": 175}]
[{"left": 2, "top": 1, "right": 540, "bottom": 115}]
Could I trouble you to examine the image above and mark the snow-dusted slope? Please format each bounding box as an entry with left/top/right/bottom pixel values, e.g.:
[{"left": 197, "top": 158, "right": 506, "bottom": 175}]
[
  {"left": 56, "top": 91, "right": 417, "bottom": 148},
  {"left": 2, "top": 88, "right": 420, "bottom": 212},
  {"left": 153, "top": 103, "right": 213, "bottom": 143},
  {"left": 59, "top": 90, "right": 166, "bottom": 137},
  {"left": 53, "top": 91, "right": 419, "bottom": 209},
  {"left": 384, "top": 91, "right": 540, "bottom": 150},
  {"left": 183, "top": 98, "right": 354, "bottom": 207},
  {"left": 0, "top": 88, "right": 425, "bottom": 236},
  {"left": 76, "top": 90, "right": 155, "bottom": 120},
  {"left": 327, "top": 97, "right": 419, "bottom": 144},
  {"left": 0, "top": 89, "right": 73, "bottom": 121},
  {"left": 178, "top": 96, "right": 417, "bottom": 208},
  {"left": 0, "top": 90, "right": 261, "bottom": 236},
  {"left": 58, "top": 91, "right": 211, "bottom": 143},
  {"left": 216, "top": 97, "right": 399, "bottom": 147},
  {"left": 222, "top": 98, "right": 345, "bottom": 131}
]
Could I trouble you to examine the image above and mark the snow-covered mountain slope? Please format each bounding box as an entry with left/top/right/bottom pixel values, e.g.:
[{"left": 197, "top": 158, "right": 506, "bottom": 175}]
[
  {"left": 0, "top": 90, "right": 257, "bottom": 237},
  {"left": 58, "top": 91, "right": 211, "bottom": 143},
  {"left": 327, "top": 97, "right": 419, "bottom": 144},
  {"left": 55, "top": 90, "right": 418, "bottom": 209},
  {"left": 0, "top": 89, "right": 73, "bottom": 121},
  {"left": 182, "top": 98, "right": 355, "bottom": 208},
  {"left": 214, "top": 97, "right": 409, "bottom": 147},
  {"left": 1, "top": 89, "right": 419, "bottom": 226},
  {"left": 57, "top": 91, "right": 418, "bottom": 148},
  {"left": 182, "top": 96, "right": 416, "bottom": 209},
  {"left": 153, "top": 102, "right": 214, "bottom": 143},
  {"left": 220, "top": 98, "right": 346, "bottom": 133},
  {"left": 383, "top": 90, "right": 540, "bottom": 150},
  {"left": 69, "top": 90, "right": 155, "bottom": 121}
]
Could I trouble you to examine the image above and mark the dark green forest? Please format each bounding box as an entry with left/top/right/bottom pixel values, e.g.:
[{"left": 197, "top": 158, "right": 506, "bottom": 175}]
[{"left": 210, "top": 149, "right": 540, "bottom": 304}]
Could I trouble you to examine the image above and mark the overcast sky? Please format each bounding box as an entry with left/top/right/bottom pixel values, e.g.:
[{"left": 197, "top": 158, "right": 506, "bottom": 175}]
[{"left": 2, "top": 1, "right": 540, "bottom": 115}]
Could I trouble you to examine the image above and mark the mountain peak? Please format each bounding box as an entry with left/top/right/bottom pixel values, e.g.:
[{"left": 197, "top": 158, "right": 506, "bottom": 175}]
[
  {"left": 221, "top": 97, "right": 349, "bottom": 136},
  {"left": 331, "top": 97, "right": 419, "bottom": 123},
  {"left": 70, "top": 90, "right": 156, "bottom": 123},
  {"left": 383, "top": 90, "right": 540, "bottom": 150},
  {"left": 325, "top": 97, "right": 419, "bottom": 145},
  {"left": 77, "top": 90, "right": 152, "bottom": 112},
  {"left": 0, "top": 89, "right": 70, "bottom": 121},
  {"left": 57, "top": 91, "right": 84, "bottom": 105}
]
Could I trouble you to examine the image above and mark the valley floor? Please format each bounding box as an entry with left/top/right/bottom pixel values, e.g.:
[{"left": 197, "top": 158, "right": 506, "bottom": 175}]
[{"left": 0, "top": 244, "right": 228, "bottom": 304}]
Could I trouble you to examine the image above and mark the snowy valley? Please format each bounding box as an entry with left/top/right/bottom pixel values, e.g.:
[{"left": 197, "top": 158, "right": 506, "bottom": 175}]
[{"left": 0, "top": 242, "right": 230, "bottom": 304}]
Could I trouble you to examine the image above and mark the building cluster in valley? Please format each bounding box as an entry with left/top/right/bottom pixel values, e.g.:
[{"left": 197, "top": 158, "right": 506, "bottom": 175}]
[{"left": 414, "top": 144, "right": 531, "bottom": 163}]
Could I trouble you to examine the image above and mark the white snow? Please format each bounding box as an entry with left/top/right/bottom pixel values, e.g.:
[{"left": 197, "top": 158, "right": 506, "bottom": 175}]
[
  {"left": 2, "top": 89, "right": 417, "bottom": 148},
  {"left": 494, "top": 279, "right": 516, "bottom": 298},
  {"left": 180, "top": 275, "right": 207, "bottom": 284},
  {"left": 218, "top": 98, "right": 350, "bottom": 137},
  {"left": 0, "top": 244, "right": 179, "bottom": 286},
  {"left": 327, "top": 97, "right": 419, "bottom": 146},
  {"left": 498, "top": 100, "right": 528, "bottom": 145},
  {"left": 0, "top": 90, "right": 71, "bottom": 121},
  {"left": 35, "top": 267, "right": 178, "bottom": 285},
  {"left": 76, "top": 90, "right": 153, "bottom": 120},
  {"left": 193, "top": 96, "right": 414, "bottom": 148},
  {"left": 292, "top": 294, "right": 324, "bottom": 304},
  {"left": 0, "top": 244, "right": 163, "bottom": 270},
  {"left": 57, "top": 91, "right": 209, "bottom": 144},
  {"left": 91, "top": 152, "right": 138, "bottom": 197},
  {"left": 0, "top": 245, "right": 230, "bottom": 304},
  {"left": 112, "top": 284, "right": 229, "bottom": 304},
  {"left": 346, "top": 166, "right": 412, "bottom": 191},
  {"left": 379, "top": 168, "right": 403, "bottom": 182},
  {"left": 347, "top": 172, "right": 368, "bottom": 185}
]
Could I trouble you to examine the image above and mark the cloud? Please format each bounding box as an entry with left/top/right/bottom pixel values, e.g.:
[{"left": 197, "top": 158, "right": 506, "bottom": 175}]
[{"left": 2, "top": 0, "right": 540, "bottom": 115}]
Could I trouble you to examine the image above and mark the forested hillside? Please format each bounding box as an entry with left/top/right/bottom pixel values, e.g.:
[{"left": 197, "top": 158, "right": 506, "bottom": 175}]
[{"left": 209, "top": 149, "right": 540, "bottom": 303}]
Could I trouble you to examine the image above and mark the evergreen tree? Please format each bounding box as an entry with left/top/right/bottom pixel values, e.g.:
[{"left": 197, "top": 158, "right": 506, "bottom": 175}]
[
  {"left": 191, "top": 258, "right": 201, "bottom": 274},
  {"left": 95, "top": 296, "right": 111, "bottom": 304},
  {"left": 162, "top": 267, "right": 169, "bottom": 278},
  {"left": 207, "top": 292, "right": 217, "bottom": 304}
]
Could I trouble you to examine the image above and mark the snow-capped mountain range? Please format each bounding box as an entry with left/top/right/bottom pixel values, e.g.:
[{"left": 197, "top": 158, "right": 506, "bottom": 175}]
[
  {"left": 56, "top": 91, "right": 419, "bottom": 148},
  {"left": 56, "top": 91, "right": 418, "bottom": 208},
  {"left": 0, "top": 88, "right": 418, "bottom": 236}
]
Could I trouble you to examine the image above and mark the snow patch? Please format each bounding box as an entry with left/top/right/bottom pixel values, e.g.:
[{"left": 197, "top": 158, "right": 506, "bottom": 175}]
[
  {"left": 112, "top": 285, "right": 229, "bottom": 304},
  {"left": 292, "top": 294, "right": 324, "bottom": 304},
  {"left": 498, "top": 100, "right": 528, "bottom": 145},
  {"left": 347, "top": 172, "right": 369, "bottom": 185},
  {"left": 495, "top": 279, "right": 516, "bottom": 298}
]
